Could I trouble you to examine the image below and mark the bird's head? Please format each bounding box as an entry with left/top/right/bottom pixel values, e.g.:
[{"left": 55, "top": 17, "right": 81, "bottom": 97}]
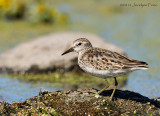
[{"left": 62, "top": 38, "right": 92, "bottom": 55}]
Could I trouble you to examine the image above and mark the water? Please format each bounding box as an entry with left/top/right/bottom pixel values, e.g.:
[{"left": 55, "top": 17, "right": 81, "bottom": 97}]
[
  {"left": 0, "top": 2, "right": 160, "bottom": 102},
  {"left": 0, "top": 76, "right": 60, "bottom": 103}
]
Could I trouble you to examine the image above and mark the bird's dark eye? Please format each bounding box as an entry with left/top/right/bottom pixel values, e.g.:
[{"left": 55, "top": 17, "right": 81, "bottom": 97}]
[{"left": 78, "top": 43, "right": 82, "bottom": 46}]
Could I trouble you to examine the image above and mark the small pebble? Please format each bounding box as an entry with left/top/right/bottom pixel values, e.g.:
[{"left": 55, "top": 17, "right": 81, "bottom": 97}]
[{"left": 95, "top": 94, "right": 101, "bottom": 98}]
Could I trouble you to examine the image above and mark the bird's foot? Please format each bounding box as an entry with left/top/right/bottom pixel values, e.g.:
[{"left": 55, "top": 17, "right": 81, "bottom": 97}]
[
  {"left": 109, "top": 96, "right": 113, "bottom": 101},
  {"left": 88, "top": 88, "right": 99, "bottom": 94}
]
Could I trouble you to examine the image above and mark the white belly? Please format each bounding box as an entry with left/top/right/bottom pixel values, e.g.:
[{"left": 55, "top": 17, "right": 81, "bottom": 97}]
[{"left": 79, "top": 64, "right": 128, "bottom": 79}]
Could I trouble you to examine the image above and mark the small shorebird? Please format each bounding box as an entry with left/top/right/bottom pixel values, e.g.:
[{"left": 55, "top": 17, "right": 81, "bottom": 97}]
[{"left": 62, "top": 38, "right": 148, "bottom": 100}]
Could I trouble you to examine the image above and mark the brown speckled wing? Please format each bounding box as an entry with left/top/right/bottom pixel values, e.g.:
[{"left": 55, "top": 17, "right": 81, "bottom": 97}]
[{"left": 81, "top": 48, "right": 148, "bottom": 71}]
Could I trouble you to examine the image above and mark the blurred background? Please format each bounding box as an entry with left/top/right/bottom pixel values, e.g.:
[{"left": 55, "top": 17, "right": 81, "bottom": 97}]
[{"left": 0, "top": 0, "right": 160, "bottom": 103}]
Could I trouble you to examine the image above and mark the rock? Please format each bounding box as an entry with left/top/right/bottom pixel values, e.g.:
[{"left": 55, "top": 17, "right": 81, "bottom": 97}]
[
  {"left": 0, "top": 88, "right": 159, "bottom": 115},
  {"left": 0, "top": 32, "right": 124, "bottom": 73}
]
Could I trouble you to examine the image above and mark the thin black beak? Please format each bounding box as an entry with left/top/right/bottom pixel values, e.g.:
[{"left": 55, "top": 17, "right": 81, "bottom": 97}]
[{"left": 61, "top": 47, "right": 74, "bottom": 56}]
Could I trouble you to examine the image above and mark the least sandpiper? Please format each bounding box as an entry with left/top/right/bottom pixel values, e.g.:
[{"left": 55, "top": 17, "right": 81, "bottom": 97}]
[{"left": 62, "top": 38, "right": 148, "bottom": 100}]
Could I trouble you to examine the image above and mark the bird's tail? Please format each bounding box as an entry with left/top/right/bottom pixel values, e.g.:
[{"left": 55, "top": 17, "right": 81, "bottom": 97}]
[
  {"left": 123, "top": 60, "right": 149, "bottom": 70},
  {"left": 132, "top": 60, "right": 148, "bottom": 70}
]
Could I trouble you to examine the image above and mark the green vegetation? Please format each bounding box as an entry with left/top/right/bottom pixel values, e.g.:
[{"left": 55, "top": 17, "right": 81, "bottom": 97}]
[
  {"left": 0, "top": 20, "right": 68, "bottom": 50},
  {"left": 6, "top": 72, "right": 127, "bottom": 89},
  {"left": 0, "top": 0, "right": 68, "bottom": 23},
  {"left": 0, "top": 0, "right": 69, "bottom": 51}
]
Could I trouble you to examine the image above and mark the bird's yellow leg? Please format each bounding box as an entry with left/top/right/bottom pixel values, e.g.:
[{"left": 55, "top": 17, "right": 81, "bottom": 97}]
[
  {"left": 110, "top": 85, "right": 117, "bottom": 101},
  {"left": 98, "top": 79, "right": 109, "bottom": 94},
  {"left": 109, "top": 77, "right": 118, "bottom": 101}
]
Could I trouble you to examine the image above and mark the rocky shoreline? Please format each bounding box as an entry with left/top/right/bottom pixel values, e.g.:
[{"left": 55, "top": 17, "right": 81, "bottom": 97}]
[{"left": 0, "top": 88, "right": 159, "bottom": 115}]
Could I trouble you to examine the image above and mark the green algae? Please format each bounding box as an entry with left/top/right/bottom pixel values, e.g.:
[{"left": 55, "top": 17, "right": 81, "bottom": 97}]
[{"left": 6, "top": 72, "right": 128, "bottom": 89}]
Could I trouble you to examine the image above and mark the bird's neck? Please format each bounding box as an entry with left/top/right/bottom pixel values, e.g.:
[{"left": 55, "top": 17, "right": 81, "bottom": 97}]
[{"left": 78, "top": 47, "right": 91, "bottom": 56}]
